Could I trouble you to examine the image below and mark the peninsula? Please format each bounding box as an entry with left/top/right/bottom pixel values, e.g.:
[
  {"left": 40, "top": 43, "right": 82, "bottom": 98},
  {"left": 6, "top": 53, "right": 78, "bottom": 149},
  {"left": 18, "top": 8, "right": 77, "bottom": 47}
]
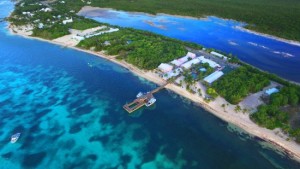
[{"left": 7, "top": 0, "right": 300, "bottom": 162}]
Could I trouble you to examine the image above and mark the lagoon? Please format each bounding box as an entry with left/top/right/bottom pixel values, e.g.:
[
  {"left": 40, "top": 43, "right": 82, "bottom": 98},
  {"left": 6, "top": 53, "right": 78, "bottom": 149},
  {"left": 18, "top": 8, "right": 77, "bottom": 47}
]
[
  {"left": 79, "top": 7, "right": 300, "bottom": 83},
  {"left": 1, "top": 1, "right": 300, "bottom": 169}
]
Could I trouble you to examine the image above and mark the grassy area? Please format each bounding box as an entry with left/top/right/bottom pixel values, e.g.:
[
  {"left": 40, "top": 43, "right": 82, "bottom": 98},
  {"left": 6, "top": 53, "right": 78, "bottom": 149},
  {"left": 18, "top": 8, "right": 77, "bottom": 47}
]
[
  {"left": 90, "top": 0, "right": 300, "bottom": 41},
  {"left": 212, "top": 66, "right": 270, "bottom": 104},
  {"left": 77, "top": 28, "right": 204, "bottom": 69}
]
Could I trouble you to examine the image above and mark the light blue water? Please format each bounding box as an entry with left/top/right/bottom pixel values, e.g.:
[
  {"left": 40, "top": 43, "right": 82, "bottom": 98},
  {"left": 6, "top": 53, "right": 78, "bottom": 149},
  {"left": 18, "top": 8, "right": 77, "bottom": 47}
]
[
  {"left": 1, "top": 1, "right": 300, "bottom": 169},
  {"left": 79, "top": 8, "right": 300, "bottom": 83}
]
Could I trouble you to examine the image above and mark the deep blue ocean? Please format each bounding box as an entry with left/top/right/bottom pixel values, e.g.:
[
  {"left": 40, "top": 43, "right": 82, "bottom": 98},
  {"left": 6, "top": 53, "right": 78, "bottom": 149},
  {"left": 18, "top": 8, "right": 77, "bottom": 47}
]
[
  {"left": 79, "top": 8, "right": 300, "bottom": 83},
  {"left": 1, "top": 1, "right": 300, "bottom": 169}
]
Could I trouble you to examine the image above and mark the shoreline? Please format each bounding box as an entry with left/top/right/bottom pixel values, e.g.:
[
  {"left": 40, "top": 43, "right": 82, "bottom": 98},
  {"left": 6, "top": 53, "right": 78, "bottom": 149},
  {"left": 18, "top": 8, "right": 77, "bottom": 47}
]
[
  {"left": 7, "top": 24, "right": 300, "bottom": 162},
  {"left": 79, "top": 6, "right": 300, "bottom": 47},
  {"left": 235, "top": 26, "right": 300, "bottom": 47}
]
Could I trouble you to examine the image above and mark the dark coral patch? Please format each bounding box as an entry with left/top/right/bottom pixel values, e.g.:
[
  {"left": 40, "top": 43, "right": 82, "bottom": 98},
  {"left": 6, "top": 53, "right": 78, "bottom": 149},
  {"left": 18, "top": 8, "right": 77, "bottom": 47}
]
[
  {"left": 22, "top": 152, "right": 46, "bottom": 168},
  {"left": 87, "top": 154, "right": 98, "bottom": 161},
  {"left": 1, "top": 152, "right": 12, "bottom": 159}
]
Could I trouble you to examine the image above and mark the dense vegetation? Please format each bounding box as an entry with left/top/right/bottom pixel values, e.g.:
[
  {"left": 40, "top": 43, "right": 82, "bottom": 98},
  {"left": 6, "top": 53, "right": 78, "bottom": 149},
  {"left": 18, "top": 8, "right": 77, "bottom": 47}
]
[
  {"left": 251, "top": 86, "right": 300, "bottom": 142},
  {"left": 212, "top": 66, "right": 270, "bottom": 104},
  {"left": 91, "top": 0, "right": 300, "bottom": 41},
  {"left": 77, "top": 28, "right": 202, "bottom": 69},
  {"left": 9, "top": 0, "right": 102, "bottom": 39}
]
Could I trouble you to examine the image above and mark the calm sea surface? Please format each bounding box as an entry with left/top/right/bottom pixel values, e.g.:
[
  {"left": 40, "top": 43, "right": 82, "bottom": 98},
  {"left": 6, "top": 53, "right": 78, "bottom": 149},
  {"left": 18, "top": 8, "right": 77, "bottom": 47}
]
[
  {"left": 1, "top": 1, "right": 300, "bottom": 169},
  {"left": 79, "top": 8, "right": 300, "bottom": 83}
]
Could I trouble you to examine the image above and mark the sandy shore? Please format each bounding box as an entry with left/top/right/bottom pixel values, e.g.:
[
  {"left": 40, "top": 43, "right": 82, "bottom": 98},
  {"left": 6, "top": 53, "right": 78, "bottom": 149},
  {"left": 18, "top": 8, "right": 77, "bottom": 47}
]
[
  {"left": 235, "top": 26, "right": 300, "bottom": 47},
  {"left": 7, "top": 24, "right": 300, "bottom": 162}
]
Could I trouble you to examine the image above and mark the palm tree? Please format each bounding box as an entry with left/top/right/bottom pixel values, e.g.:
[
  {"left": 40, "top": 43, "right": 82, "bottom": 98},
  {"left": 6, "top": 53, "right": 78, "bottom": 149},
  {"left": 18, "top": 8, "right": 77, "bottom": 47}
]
[
  {"left": 234, "top": 105, "right": 241, "bottom": 113},
  {"left": 221, "top": 104, "right": 226, "bottom": 111}
]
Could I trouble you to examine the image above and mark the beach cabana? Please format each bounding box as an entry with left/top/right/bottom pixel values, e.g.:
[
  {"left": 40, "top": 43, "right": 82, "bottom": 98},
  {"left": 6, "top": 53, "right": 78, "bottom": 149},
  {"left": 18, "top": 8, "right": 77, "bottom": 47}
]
[
  {"left": 204, "top": 71, "right": 224, "bottom": 84},
  {"left": 158, "top": 63, "right": 173, "bottom": 73}
]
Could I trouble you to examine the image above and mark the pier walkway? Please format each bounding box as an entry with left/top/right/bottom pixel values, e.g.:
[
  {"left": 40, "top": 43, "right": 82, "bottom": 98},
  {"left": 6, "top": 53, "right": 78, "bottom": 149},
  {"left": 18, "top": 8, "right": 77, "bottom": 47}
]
[{"left": 123, "top": 83, "right": 168, "bottom": 113}]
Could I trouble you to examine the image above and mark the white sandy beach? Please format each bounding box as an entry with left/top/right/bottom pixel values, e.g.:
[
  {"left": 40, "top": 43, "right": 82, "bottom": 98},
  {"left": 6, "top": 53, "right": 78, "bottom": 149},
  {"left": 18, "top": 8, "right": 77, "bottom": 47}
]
[{"left": 8, "top": 24, "right": 300, "bottom": 162}]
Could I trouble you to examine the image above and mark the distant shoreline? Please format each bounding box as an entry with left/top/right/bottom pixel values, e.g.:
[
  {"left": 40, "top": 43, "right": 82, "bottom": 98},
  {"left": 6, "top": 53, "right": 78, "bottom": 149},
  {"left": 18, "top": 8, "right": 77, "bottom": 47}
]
[
  {"left": 7, "top": 22, "right": 300, "bottom": 162},
  {"left": 235, "top": 26, "right": 300, "bottom": 47},
  {"left": 79, "top": 6, "right": 300, "bottom": 47}
]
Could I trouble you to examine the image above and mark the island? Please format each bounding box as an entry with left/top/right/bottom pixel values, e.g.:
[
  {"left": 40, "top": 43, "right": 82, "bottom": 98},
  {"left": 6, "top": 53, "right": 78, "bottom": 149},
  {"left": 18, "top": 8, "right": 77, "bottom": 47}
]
[{"left": 7, "top": 0, "right": 300, "bottom": 162}]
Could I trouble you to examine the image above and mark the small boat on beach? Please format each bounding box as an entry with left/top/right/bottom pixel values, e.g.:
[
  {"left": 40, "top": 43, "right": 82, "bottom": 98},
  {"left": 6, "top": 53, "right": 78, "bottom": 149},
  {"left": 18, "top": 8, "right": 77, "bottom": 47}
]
[
  {"left": 10, "top": 133, "right": 21, "bottom": 143},
  {"left": 146, "top": 97, "right": 156, "bottom": 107}
]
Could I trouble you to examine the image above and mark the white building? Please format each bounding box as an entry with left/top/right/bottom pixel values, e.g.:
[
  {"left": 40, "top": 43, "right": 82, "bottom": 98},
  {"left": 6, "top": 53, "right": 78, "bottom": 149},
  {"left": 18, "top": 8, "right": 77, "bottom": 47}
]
[
  {"left": 175, "top": 76, "right": 185, "bottom": 85},
  {"left": 204, "top": 71, "right": 224, "bottom": 84},
  {"left": 186, "top": 52, "right": 196, "bottom": 58},
  {"left": 63, "top": 18, "right": 73, "bottom": 24},
  {"left": 38, "top": 23, "right": 44, "bottom": 29},
  {"left": 41, "top": 8, "right": 52, "bottom": 12},
  {"left": 198, "top": 56, "right": 220, "bottom": 68},
  {"left": 85, "top": 28, "right": 119, "bottom": 38},
  {"left": 265, "top": 88, "right": 279, "bottom": 96},
  {"left": 210, "top": 51, "right": 228, "bottom": 60},
  {"left": 181, "top": 57, "right": 201, "bottom": 69},
  {"left": 171, "top": 52, "right": 196, "bottom": 66},
  {"left": 158, "top": 63, "right": 173, "bottom": 73},
  {"left": 163, "top": 68, "right": 183, "bottom": 80}
]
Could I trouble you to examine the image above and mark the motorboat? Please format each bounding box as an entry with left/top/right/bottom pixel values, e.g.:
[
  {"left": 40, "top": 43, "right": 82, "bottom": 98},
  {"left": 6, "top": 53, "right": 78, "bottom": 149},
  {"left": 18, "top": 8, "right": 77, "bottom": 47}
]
[
  {"left": 146, "top": 97, "right": 156, "bottom": 107},
  {"left": 11, "top": 133, "right": 21, "bottom": 143}
]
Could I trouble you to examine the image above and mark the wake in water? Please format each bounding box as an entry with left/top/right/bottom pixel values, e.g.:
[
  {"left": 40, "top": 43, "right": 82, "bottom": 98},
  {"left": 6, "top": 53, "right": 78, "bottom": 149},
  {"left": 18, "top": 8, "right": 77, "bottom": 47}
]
[{"left": 248, "top": 42, "right": 294, "bottom": 58}]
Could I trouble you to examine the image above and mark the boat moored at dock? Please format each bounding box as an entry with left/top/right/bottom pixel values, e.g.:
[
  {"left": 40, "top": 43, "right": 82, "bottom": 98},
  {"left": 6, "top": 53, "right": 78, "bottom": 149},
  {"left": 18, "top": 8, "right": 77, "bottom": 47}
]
[{"left": 145, "top": 97, "right": 156, "bottom": 107}]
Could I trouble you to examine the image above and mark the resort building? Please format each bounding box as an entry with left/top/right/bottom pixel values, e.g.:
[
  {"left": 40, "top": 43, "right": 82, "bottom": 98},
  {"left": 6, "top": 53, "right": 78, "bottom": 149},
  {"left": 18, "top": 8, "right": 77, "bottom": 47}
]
[
  {"left": 158, "top": 63, "right": 174, "bottom": 73},
  {"left": 62, "top": 18, "right": 73, "bottom": 25},
  {"left": 72, "top": 35, "right": 85, "bottom": 41},
  {"left": 181, "top": 57, "right": 201, "bottom": 69},
  {"left": 85, "top": 28, "right": 119, "bottom": 38},
  {"left": 204, "top": 71, "right": 224, "bottom": 84},
  {"left": 186, "top": 52, "right": 196, "bottom": 58},
  {"left": 171, "top": 52, "right": 196, "bottom": 66},
  {"left": 210, "top": 51, "right": 228, "bottom": 60},
  {"left": 163, "top": 68, "right": 183, "bottom": 80},
  {"left": 265, "top": 88, "right": 279, "bottom": 96},
  {"left": 198, "top": 56, "right": 220, "bottom": 68},
  {"left": 40, "top": 8, "right": 52, "bottom": 12}
]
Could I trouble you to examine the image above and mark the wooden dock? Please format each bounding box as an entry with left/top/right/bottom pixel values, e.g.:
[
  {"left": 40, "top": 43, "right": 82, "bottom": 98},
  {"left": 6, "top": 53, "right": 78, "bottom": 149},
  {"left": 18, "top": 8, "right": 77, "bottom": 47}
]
[{"left": 123, "top": 83, "right": 168, "bottom": 113}]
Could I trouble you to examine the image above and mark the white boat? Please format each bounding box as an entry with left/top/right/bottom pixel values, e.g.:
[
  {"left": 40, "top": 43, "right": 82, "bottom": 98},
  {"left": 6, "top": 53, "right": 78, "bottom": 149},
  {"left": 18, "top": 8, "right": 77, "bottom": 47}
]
[
  {"left": 146, "top": 97, "right": 156, "bottom": 107},
  {"left": 11, "top": 133, "right": 21, "bottom": 143},
  {"left": 136, "top": 92, "right": 144, "bottom": 98}
]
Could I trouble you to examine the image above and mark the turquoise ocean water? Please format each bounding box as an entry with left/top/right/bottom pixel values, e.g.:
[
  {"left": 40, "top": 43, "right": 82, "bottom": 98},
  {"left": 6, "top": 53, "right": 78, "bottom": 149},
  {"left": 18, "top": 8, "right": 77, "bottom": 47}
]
[{"left": 1, "top": 1, "right": 300, "bottom": 169}]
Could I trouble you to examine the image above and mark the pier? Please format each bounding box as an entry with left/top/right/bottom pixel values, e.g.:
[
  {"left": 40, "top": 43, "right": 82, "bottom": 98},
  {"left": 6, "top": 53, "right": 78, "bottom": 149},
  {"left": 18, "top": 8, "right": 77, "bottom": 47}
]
[{"left": 123, "top": 83, "right": 168, "bottom": 113}]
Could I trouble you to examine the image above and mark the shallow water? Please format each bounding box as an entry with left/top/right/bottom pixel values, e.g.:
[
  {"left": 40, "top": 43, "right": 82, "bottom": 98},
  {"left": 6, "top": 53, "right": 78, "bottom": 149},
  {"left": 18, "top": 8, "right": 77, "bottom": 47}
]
[
  {"left": 79, "top": 8, "right": 300, "bottom": 83},
  {"left": 1, "top": 1, "right": 300, "bottom": 169}
]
